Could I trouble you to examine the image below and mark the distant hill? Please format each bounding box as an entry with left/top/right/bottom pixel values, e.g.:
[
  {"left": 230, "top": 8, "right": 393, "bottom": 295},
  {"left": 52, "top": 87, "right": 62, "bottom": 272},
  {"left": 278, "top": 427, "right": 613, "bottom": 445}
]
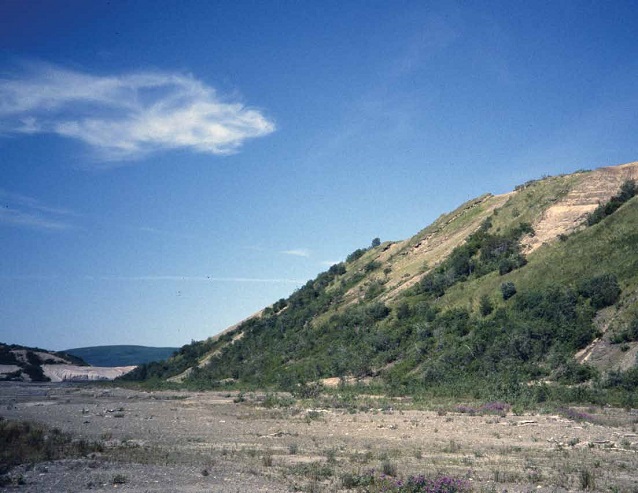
[
  {"left": 0, "top": 343, "right": 88, "bottom": 382},
  {"left": 122, "top": 160, "right": 638, "bottom": 406},
  {"left": 64, "top": 345, "right": 178, "bottom": 367}
]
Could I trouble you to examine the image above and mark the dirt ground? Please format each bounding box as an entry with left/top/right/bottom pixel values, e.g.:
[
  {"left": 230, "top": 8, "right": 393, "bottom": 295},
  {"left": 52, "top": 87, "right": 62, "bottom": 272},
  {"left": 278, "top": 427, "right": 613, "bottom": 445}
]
[{"left": 1, "top": 383, "right": 637, "bottom": 492}]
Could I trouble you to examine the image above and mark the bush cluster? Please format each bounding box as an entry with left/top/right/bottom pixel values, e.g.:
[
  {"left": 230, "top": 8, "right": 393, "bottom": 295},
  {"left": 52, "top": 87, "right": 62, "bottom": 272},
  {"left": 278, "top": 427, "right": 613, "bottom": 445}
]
[
  {"left": 416, "top": 220, "right": 532, "bottom": 298},
  {"left": 587, "top": 179, "right": 636, "bottom": 226}
]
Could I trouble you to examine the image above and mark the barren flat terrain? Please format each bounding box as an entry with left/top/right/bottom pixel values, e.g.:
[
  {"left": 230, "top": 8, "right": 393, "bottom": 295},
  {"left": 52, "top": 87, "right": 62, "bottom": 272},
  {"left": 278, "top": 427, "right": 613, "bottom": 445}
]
[{"left": 1, "top": 383, "right": 637, "bottom": 492}]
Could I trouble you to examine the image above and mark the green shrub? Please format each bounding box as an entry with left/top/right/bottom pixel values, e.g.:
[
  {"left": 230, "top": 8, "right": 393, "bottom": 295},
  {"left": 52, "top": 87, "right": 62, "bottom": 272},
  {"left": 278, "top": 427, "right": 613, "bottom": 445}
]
[
  {"left": 610, "top": 315, "right": 638, "bottom": 343},
  {"left": 500, "top": 282, "right": 517, "bottom": 300},
  {"left": 587, "top": 179, "right": 636, "bottom": 226},
  {"left": 578, "top": 274, "right": 621, "bottom": 309},
  {"left": 346, "top": 248, "right": 367, "bottom": 263},
  {"left": 382, "top": 460, "right": 398, "bottom": 476},
  {"left": 604, "top": 367, "right": 638, "bottom": 391},
  {"left": 479, "top": 295, "right": 493, "bottom": 316},
  {"left": 112, "top": 474, "right": 128, "bottom": 485}
]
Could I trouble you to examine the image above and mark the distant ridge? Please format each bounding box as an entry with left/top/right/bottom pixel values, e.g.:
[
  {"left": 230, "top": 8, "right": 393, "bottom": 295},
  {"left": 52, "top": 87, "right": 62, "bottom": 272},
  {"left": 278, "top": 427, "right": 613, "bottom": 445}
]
[{"left": 64, "top": 345, "right": 178, "bottom": 367}]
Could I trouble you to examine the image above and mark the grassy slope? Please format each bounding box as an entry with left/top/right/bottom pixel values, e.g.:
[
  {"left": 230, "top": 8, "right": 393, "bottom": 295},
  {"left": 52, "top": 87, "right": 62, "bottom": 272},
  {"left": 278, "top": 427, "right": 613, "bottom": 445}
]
[
  {"left": 440, "top": 195, "right": 638, "bottom": 315},
  {"left": 125, "top": 165, "right": 638, "bottom": 404}
]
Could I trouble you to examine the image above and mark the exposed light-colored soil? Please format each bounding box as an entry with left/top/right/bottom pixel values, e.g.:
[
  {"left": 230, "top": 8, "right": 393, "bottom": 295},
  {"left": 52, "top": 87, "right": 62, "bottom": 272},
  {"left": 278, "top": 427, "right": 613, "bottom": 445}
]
[
  {"left": 2, "top": 383, "right": 637, "bottom": 492},
  {"left": 523, "top": 162, "right": 638, "bottom": 253},
  {"left": 380, "top": 193, "right": 513, "bottom": 301},
  {"left": 42, "top": 365, "right": 136, "bottom": 382}
]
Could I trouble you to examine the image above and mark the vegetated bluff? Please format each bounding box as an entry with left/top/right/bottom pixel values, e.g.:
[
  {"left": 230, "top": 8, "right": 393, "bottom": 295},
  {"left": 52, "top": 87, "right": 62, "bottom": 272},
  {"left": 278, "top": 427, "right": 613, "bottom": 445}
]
[{"left": 125, "top": 161, "right": 638, "bottom": 403}]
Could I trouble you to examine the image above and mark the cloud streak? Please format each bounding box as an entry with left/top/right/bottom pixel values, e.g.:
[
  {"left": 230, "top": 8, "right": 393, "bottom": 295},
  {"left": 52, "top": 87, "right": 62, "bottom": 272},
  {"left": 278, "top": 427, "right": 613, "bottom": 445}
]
[
  {"left": 0, "top": 62, "right": 275, "bottom": 161},
  {"left": 281, "top": 248, "right": 311, "bottom": 258},
  {"left": 0, "top": 189, "right": 77, "bottom": 230},
  {"left": 1, "top": 274, "right": 304, "bottom": 284},
  {"left": 85, "top": 275, "right": 304, "bottom": 284}
]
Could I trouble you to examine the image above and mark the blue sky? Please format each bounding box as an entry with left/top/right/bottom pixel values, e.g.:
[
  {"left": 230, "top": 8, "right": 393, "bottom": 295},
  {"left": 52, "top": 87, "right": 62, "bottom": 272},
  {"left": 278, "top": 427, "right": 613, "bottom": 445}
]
[{"left": 1, "top": 1, "right": 638, "bottom": 351}]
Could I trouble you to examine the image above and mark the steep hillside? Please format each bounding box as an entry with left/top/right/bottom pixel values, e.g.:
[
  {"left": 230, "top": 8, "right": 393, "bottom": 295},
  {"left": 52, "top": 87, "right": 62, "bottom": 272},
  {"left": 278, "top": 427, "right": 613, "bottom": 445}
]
[
  {"left": 124, "top": 161, "right": 638, "bottom": 404},
  {"left": 64, "top": 345, "right": 179, "bottom": 367}
]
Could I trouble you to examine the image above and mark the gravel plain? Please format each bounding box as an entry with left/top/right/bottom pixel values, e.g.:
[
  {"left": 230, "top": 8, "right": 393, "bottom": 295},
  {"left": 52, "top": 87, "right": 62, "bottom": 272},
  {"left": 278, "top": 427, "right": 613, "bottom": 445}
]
[{"left": 1, "top": 382, "right": 637, "bottom": 492}]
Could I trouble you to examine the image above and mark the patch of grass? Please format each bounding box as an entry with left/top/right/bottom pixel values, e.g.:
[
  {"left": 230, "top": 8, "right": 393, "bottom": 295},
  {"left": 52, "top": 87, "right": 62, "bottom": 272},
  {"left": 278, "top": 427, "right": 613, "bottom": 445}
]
[
  {"left": 442, "top": 440, "right": 461, "bottom": 453},
  {"left": 305, "top": 410, "right": 323, "bottom": 423},
  {"left": 342, "top": 470, "right": 472, "bottom": 492},
  {"left": 382, "top": 460, "right": 398, "bottom": 476},
  {"left": 262, "top": 392, "right": 295, "bottom": 408},
  {"left": 324, "top": 447, "right": 337, "bottom": 464},
  {"left": 112, "top": 473, "right": 128, "bottom": 485},
  {"left": 579, "top": 468, "right": 595, "bottom": 490},
  {"left": 290, "top": 462, "right": 334, "bottom": 481},
  {"left": 262, "top": 452, "right": 274, "bottom": 467},
  {"left": 0, "top": 418, "right": 103, "bottom": 472}
]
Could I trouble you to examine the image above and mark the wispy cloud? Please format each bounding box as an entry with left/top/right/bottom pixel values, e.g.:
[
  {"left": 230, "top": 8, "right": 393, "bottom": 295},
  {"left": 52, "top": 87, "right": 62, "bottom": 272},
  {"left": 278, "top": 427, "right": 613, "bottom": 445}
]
[
  {"left": 281, "top": 249, "right": 311, "bottom": 258},
  {"left": 1, "top": 274, "right": 304, "bottom": 284},
  {"left": 0, "top": 62, "right": 275, "bottom": 162},
  {"left": 84, "top": 275, "right": 304, "bottom": 284},
  {"left": 135, "top": 225, "right": 197, "bottom": 240},
  {"left": 0, "top": 189, "right": 77, "bottom": 230}
]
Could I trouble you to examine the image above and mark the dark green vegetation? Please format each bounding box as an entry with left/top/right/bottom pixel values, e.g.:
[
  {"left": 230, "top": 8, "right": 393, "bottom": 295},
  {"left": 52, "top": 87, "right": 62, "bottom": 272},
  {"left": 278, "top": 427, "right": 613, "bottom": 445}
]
[
  {"left": 414, "top": 219, "right": 532, "bottom": 298},
  {"left": 586, "top": 179, "right": 636, "bottom": 226},
  {"left": 64, "top": 345, "right": 179, "bottom": 367},
  {"left": 0, "top": 343, "right": 87, "bottom": 382},
  {"left": 123, "top": 171, "right": 638, "bottom": 407}
]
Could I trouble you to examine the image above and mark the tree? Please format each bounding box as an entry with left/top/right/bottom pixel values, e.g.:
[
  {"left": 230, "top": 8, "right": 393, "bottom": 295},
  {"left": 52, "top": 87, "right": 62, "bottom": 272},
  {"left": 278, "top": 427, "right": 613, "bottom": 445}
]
[{"left": 371, "top": 237, "right": 381, "bottom": 248}]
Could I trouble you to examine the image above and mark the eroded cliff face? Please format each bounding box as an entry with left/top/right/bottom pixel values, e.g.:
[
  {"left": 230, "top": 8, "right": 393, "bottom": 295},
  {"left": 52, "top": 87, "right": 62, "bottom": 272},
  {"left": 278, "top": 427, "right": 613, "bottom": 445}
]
[
  {"left": 42, "top": 365, "right": 136, "bottom": 382},
  {"left": 523, "top": 162, "right": 638, "bottom": 253}
]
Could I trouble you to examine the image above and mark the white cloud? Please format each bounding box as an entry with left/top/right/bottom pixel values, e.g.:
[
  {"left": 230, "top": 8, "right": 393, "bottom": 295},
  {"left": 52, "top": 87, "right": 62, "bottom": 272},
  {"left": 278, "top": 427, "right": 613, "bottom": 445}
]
[
  {"left": 0, "top": 62, "right": 275, "bottom": 161},
  {"left": 0, "top": 189, "right": 76, "bottom": 230},
  {"left": 281, "top": 249, "right": 311, "bottom": 257}
]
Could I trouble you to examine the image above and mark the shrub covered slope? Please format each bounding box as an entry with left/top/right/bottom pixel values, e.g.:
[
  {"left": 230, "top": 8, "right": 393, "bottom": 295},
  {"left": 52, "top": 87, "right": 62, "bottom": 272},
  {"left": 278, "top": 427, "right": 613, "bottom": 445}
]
[{"left": 123, "top": 161, "right": 638, "bottom": 405}]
